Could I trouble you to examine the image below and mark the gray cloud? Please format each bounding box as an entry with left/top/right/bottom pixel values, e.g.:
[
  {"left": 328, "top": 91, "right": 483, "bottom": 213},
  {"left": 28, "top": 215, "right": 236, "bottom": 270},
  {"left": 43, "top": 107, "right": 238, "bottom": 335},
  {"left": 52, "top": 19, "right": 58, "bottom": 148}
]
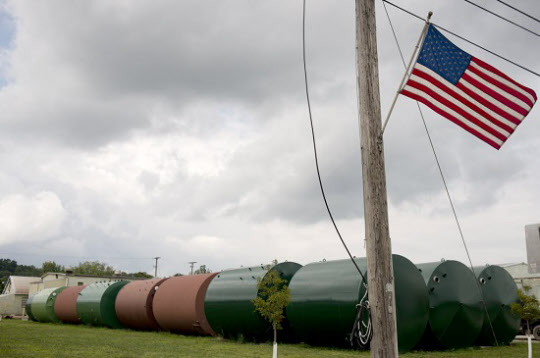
[{"left": 0, "top": 0, "right": 539, "bottom": 275}]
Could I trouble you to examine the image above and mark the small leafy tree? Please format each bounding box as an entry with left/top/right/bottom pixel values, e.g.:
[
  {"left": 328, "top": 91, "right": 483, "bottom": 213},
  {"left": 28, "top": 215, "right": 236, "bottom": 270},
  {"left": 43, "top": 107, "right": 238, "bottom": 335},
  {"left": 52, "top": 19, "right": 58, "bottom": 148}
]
[
  {"left": 131, "top": 272, "right": 153, "bottom": 279},
  {"left": 0, "top": 259, "right": 18, "bottom": 273},
  {"left": 13, "top": 264, "right": 41, "bottom": 277},
  {"left": 0, "top": 259, "right": 41, "bottom": 292},
  {"left": 252, "top": 260, "right": 291, "bottom": 352},
  {"left": 42, "top": 261, "right": 65, "bottom": 273},
  {"left": 194, "top": 265, "right": 212, "bottom": 275},
  {"left": 73, "top": 261, "right": 116, "bottom": 276},
  {"left": 511, "top": 285, "right": 540, "bottom": 335}
]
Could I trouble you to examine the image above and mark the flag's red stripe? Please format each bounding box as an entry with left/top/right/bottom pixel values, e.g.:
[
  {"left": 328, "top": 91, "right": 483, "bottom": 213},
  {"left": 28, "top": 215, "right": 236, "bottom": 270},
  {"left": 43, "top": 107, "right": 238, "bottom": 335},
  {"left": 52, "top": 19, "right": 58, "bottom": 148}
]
[
  {"left": 467, "top": 65, "right": 534, "bottom": 108},
  {"left": 461, "top": 72, "right": 529, "bottom": 117},
  {"left": 410, "top": 68, "right": 514, "bottom": 134},
  {"left": 401, "top": 88, "right": 502, "bottom": 149},
  {"left": 405, "top": 79, "right": 509, "bottom": 141},
  {"left": 471, "top": 57, "right": 537, "bottom": 101},
  {"left": 455, "top": 82, "right": 522, "bottom": 125}
]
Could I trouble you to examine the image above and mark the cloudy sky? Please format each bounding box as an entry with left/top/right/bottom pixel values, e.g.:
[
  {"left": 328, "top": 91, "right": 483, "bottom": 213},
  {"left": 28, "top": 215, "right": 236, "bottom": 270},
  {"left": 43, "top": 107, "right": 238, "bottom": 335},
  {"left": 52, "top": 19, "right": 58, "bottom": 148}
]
[{"left": 0, "top": 0, "right": 539, "bottom": 276}]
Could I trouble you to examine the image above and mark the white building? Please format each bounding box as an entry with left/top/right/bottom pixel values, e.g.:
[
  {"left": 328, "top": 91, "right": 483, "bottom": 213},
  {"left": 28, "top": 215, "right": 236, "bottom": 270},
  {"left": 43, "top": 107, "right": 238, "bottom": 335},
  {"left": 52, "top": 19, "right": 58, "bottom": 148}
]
[
  {"left": 503, "top": 262, "right": 540, "bottom": 298},
  {"left": 0, "top": 276, "right": 37, "bottom": 316},
  {"left": 526, "top": 223, "right": 540, "bottom": 274}
]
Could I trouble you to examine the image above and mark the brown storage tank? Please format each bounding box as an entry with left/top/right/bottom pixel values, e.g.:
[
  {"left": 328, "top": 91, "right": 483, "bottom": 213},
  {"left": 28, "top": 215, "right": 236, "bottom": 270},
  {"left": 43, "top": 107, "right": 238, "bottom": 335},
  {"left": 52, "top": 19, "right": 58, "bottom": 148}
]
[
  {"left": 114, "top": 278, "right": 167, "bottom": 330},
  {"left": 153, "top": 273, "right": 218, "bottom": 335},
  {"left": 54, "top": 285, "right": 86, "bottom": 324}
]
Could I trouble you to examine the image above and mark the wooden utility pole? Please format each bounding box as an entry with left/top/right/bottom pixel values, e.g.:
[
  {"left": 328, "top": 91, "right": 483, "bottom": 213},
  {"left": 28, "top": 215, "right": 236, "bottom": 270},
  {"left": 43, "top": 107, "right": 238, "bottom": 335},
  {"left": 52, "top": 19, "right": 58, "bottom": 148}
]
[
  {"left": 355, "top": 0, "right": 399, "bottom": 357},
  {"left": 188, "top": 261, "right": 197, "bottom": 275},
  {"left": 153, "top": 257, "right": 161, "bottom": 278}
]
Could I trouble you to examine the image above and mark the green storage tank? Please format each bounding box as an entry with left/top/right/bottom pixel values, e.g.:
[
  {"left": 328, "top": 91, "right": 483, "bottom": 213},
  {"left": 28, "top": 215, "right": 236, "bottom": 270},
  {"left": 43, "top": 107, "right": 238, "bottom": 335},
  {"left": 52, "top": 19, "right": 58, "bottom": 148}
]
[
  {"left": 30, "top": 287, "right": 66, "bottom": 323},
  {"left": 416, "top": 260, "right": 484, "bottom": 349},
  {"left": 204, "top": 262, "right": 302, "bottom": 341},
  {"left": 76, "top": 281, "right": 129, "bottom": 329},
  {"left": 286, "top": 255, "right": 429, "bottom": 353},
  {"left": 25, "top": 294, "right": 36, "bottom": 321},
  {"left": 473, "top": 265, "right": 520, "bottom": 345}
]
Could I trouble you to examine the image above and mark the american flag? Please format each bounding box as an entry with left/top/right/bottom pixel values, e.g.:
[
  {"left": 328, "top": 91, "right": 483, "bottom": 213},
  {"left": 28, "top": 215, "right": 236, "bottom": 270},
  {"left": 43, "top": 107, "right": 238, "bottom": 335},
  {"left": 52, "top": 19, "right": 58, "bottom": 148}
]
[{"left": 401, "top": 24, "right": 537, "bottom": 150}]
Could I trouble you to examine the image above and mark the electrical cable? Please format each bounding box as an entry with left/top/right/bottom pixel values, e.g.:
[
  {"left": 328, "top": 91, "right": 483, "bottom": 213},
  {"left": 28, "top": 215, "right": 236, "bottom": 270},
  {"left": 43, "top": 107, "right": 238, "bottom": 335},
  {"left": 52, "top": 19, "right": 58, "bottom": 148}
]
[
  {"left": 382, "top": 0, "right": 540, "bottom": 78},
  {"left": 496, "top": 0, "right": 540, "bottom": 24},
  {"left": 381, "top": 2, "right": 501, "bottom": 347},
  {"left": 302, "top": 0, "right": 367, "bottom": 285},
  {"left": 0, "top": 251, "right": 154, "bottom": 261},
  {"left": 348, "top": 287, "right": 372, "bottom": 348},
  {"left": 463, "top": 0, "right": 540, "bottom": 37}
]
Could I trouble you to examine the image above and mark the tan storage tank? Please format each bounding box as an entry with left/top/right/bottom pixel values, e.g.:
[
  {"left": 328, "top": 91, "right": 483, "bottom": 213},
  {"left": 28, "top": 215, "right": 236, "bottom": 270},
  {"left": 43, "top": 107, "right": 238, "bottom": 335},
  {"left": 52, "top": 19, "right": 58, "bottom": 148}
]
[
  {"left": 54, "top": 285, "right": 86, "bottom": 324},
  {"left": 153, "top": 273, "right": 218, "bottom": 335},
  {"left": 114, "top": 278, "right": 166, "bottom": 330}
]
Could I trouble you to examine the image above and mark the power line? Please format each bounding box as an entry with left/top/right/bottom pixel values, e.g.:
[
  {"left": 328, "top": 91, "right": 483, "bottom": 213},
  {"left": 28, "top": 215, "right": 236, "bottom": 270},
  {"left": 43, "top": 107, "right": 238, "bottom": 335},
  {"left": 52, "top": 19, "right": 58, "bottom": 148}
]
[
  {"left": 0, "top": 251, "right": 153, "bottom": 261},
  {"left": 302, "top": 0, "right": 366, "bottom": 284},
  {"left": 381, "top": 2, "right": 501, "bottom": 347},
  {"left": 381, "top": 0, "right": 540, "bottom": 78},
  {"left": 496, "top": 0, "right": 540, "bottom": 24},
  {"left": 463, "top": 0, "right": 540, "bottom": 37}
]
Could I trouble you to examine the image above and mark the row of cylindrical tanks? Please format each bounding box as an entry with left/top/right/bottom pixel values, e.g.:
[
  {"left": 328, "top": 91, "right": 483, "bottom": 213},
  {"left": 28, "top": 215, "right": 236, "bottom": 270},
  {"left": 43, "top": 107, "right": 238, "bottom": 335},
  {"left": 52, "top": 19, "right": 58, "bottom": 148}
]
[{"left": 25, "top": 255, "right": 520, "bottom": 353}]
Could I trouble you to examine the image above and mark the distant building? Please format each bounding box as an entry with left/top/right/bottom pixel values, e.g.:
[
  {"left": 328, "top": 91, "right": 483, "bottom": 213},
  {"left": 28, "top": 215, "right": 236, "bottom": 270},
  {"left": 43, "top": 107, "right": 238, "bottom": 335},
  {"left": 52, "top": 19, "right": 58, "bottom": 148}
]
[
  {"left": 28, "top": 272, "right": 135, "bottom": 296},
  {"left": 502, "top": 262, "right": 540, "bottom": 298},
  {"left": 0, "top": 276, "right": 38, "bottom": 316},
  {"left": 28, "top": 272, "right": 123, "bottom": 296},
  {"left": 497, "top": 224, "right": 540, "bottom": 297},
  {"left": 525, "top": 223, "right": 540, "bottom": 274}
]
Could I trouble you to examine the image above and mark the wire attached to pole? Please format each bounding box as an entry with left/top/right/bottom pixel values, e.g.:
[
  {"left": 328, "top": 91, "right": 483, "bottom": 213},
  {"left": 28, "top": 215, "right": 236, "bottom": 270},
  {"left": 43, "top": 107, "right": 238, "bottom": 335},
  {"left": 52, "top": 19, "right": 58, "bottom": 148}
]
[
  {"left": 463, "top": 0, "right": 540, "bottom": 37},
  {"left": 302, "top": 0, "right": 366, "bottom": 285},
  {"left": 303, "top": 1, "right": 375, "bottom": 347},
  {"left": 381, "top": 4, "right": 501, "bottom": 347},
  {"left": 381, "top": 0, "right": 540, "bottom": 78},
  {"left": 496, "top": 0, "right": 540, "bottom": 24}
]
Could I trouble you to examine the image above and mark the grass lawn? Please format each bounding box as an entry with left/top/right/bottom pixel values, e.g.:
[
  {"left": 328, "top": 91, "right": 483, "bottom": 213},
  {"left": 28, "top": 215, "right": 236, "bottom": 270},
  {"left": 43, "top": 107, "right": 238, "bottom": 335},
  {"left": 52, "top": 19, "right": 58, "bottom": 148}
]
[{"left": 0, "top": 320, "right": 537, "bottom": 358}]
